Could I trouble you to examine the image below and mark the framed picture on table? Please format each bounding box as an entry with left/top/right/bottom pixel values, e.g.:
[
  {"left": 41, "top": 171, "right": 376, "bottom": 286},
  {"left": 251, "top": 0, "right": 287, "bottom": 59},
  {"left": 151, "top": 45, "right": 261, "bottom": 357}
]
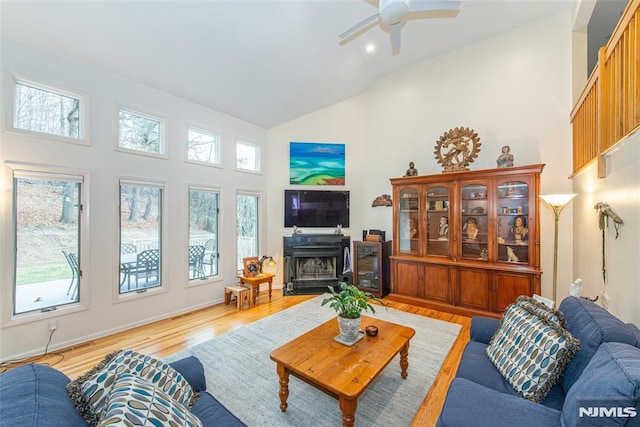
[{"left": 243, "top": 257, "right": 260, "bottom": 277}]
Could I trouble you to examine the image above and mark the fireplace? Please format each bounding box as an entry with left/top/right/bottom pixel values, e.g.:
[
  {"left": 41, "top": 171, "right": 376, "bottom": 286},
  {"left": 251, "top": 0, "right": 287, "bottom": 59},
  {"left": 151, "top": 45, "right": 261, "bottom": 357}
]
[{"left": 283, "top": 234, "right": 351, "bottom": 295}]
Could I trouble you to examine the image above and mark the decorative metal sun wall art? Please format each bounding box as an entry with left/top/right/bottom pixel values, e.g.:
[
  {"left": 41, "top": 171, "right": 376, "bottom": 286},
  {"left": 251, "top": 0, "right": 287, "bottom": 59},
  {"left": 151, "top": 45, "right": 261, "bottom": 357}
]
[{"left": 434, "top": 127, "right": 481, "bottom": 173}]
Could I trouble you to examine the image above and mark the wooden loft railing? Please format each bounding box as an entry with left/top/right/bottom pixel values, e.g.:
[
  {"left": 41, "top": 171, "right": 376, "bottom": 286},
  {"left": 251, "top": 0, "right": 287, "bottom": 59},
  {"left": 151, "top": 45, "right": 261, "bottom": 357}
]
[{"left": 570, "top": 0, "right": 640, "bottom": 175}]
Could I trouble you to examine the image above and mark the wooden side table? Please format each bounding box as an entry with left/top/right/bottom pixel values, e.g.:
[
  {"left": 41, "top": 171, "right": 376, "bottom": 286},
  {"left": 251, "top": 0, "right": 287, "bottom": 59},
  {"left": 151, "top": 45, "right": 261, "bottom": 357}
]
[{"left": 238, "top": 273, "right": 275, "bottom": 305}]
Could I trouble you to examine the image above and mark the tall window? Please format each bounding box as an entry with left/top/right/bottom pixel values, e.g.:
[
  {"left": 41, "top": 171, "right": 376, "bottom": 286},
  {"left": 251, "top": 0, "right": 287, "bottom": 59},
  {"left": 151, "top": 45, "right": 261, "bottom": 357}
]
[
  {"left": 187, "top": 127, "right": 220, "bottom": 165},
  {"left": 118, "top": 108, "right": 164, "bottom": 155},
  {"left": 236, "top": 140, "right": 261, "bottom": 172},
  {"left": 12, "top": 170, "right": 82, "bottom": 315},
  {"left": 188, "top": 187, "right": 219, "bottom": 280},
  {"left": 14, "top": 78, "right": 82, "bottom": 140},
  {"left": 237, "top": 193, "right": 259, "bottom": 270},
  {"left": 119, "top": 181, "right": 163, "bottom": 293}
]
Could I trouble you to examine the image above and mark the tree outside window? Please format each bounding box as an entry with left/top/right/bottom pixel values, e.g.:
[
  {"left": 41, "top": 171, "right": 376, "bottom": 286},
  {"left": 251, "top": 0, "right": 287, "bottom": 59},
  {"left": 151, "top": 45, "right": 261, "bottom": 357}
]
[
  {"left": 187, "top": 128, "right": 219, "bottom": 165},
  {"left": 189, "top": 188, "right": 218, "bottom": 279},
  {"left": 236, "top": 140, "right": 261, "bottom": 172},
  {"left": 237, "top": 193, "right": 259, "bottom": 270},
  {"left": 119, "top": 182, "right": 163, "bottom": 293},
  {"left": 14, "top": 80, "right": 81, "bottom": 139},
  {"left": 118, "top": 109, "right": 163, "bottom": 155},
  {"left": 13, "top": 173, "right": 82, "bottom": 315}
]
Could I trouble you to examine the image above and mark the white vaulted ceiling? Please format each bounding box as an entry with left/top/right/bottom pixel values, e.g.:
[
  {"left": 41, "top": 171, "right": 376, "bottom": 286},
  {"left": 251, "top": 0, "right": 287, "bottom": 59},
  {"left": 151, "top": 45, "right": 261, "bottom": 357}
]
[{"left": 1, "top": 0, "right": 574, "bottom": 128}]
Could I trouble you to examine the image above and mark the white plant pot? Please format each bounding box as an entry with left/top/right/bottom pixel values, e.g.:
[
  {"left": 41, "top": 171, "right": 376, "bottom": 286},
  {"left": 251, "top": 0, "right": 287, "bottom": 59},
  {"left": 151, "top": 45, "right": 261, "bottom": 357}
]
[{"left": 337, "top": 315, "right": 361, "bottom": 343}]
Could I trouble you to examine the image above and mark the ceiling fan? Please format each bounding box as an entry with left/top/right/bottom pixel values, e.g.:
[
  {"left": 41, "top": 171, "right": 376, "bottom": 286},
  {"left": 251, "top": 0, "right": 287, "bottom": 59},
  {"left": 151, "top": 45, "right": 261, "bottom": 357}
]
[{"left": 339, "top": 0, "right": 461, "bottom": 53}]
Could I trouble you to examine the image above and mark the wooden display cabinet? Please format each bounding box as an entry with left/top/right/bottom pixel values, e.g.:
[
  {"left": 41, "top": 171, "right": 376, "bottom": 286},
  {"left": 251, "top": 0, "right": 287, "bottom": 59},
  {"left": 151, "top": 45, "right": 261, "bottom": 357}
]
[
  {"left": 352, "top": 240, "right": 392, "bottom": 298},
  {"left": 389, "top": 164, "right": 544, "bottom": 318}
]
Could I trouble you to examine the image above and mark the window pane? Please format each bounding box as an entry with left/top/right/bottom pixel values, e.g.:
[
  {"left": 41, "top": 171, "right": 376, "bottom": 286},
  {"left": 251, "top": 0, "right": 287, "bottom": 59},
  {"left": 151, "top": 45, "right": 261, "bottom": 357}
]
[
  {"left": 14, "top": 177, "right": 81, "bottom": 314},
  {"left": 119, "top": 183, "right": 162, "bottom": 292},
  {"left": 237, "top": 193, "right": 259, "bottom": 270},
  {"left": 236, "top": 141, "right": 260, "bottom": 171},
  {"left": 15, "top": 82, "right": 80, "bottom": 138},
  {"left": 188, "top": 128, "right": 219, "bottom": 164},
  {"left": 189, "top": 188, "right": 218, "bottom": 279},
  {"left": 118, "top": 110, "right": 162, "bottom": 154}
]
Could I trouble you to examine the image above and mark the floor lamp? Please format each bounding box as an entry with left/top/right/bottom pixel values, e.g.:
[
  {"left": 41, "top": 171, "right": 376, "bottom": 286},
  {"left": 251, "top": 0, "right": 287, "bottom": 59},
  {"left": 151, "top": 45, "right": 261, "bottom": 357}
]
[{"left": 539, "top": 194, "right": 577, "bottom": 305}]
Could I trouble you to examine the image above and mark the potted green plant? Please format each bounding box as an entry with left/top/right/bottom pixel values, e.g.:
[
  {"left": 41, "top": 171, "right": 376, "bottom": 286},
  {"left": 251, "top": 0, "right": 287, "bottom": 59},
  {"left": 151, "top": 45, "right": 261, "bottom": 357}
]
[{"left": 321, "top": 282, "right": 386, "bottom": 343}]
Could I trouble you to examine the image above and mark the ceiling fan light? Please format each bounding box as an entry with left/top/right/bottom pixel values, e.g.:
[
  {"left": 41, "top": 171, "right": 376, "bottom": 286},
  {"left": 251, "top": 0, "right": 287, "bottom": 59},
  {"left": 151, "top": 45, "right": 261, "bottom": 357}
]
[{"left": 379, "top": 0, "right": 409, "bottom": 25}]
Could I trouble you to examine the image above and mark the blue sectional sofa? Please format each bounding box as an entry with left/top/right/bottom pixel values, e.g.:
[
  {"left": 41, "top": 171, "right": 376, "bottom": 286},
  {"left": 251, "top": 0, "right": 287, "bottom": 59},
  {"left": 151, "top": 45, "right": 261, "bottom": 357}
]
[
  {"left": 0, "top": 355, "right": 245, "bottom": 427},
  {"left": 438, "top": 296, "right": 640, "bottom": 426}
]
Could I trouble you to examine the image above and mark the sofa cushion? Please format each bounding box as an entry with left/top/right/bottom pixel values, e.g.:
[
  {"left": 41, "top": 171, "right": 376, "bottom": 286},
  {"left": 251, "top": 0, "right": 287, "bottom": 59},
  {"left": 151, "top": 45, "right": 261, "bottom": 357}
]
[
  {"left": 97, "top": 373, "right": 202, "bottom": 427},
  {"left": 559, "top": 297, "right": 639, "bottom": 393},
  {"left": 457, "top": 341, "right": 520, "bottom": 397},
  {"left": 0, "top": 364, "right": 87, "bottom": 427},
  {"left": 455, "top": 341, "right": 566, "bottom": 410},
  {"left": 469, "top": 316, "right": 501, "bottom": 344},
  {"left": 437, "top": 378, "right": 562, "bottom": 427},
  {"left": 486, "top": 299, "right": 580, "bottom": 402},
  {"left": 170, "top": 356, "right": 207, "bottom": 392},
  {"left": 67, "top": 349, "right": 196, "bottom": 426},
  {"left": 561, "top": 342, "right": 640, "bottom": 426},
  {"left": 627, "top": 323, "right": 640, "bottom": 348},
  {"left": 190, "top": 391, "right": 247, "bottom": 426}
]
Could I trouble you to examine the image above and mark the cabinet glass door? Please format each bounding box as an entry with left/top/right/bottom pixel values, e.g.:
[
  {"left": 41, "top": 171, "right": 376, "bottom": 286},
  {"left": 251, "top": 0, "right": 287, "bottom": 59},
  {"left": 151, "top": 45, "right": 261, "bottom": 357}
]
[
  {"left": 497, "top": 180, "right": 529, "bottom": 264},
  {"left": 355, "top": 243, "right": 379, "bottom": 291},
  {"left": 426, "top": 186, "right": 450, "bottom": 256},
  {"left": 399, "top": 188, "right": 419, "bottom": 254},
  {"left": 461, "top": 183, "right": 488, "bottom": 261}
]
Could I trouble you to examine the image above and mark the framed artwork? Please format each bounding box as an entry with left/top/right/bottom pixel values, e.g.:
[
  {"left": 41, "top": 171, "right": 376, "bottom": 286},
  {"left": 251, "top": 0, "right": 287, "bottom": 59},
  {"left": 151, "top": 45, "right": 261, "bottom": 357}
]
[
  {"left": 243, "top": 257, "right": 260, "bottom": 277},
  {"left": 290, "top": 142, "right": 345, "bottom": 185}
]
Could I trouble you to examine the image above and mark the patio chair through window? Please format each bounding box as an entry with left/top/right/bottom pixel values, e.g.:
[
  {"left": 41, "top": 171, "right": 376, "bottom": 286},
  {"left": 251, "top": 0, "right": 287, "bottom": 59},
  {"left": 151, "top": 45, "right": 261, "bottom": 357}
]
[
  {"left": 125, "top": 249, "right": 160, "bottom": 290},
  {"left": 189, "top": 245, "right": 206, "bottom": 279},
  {"left": 202, "top": 239, "right": 216, "bottom": 275},
  {"left": 62, "top": 250, "right": 79, "bottom": 300}
]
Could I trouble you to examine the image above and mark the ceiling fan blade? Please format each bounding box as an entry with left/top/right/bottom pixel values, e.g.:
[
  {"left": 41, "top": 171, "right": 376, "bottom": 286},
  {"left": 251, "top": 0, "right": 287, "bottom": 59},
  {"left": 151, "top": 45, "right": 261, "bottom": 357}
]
[
  {"left": 339, "top": 13, "right": 379, "bottom": 40},
  {"left": 409, "top": 0, "right": 461, "bottom": 12},
  {"left": 390, "top": 23, "right": 402, "bottom": 51}
]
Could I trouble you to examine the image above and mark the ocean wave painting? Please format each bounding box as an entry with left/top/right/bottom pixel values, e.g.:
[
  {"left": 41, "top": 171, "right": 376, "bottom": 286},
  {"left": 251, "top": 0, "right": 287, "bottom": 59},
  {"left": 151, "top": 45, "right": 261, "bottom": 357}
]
[{"left": 290, "top": 142, "right": 345, "bottom": 185}]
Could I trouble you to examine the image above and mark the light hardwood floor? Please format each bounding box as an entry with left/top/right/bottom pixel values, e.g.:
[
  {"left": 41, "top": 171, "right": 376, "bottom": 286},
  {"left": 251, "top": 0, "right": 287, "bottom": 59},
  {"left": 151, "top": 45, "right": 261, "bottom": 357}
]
[{"left": 5, "top": 291, "right": 471, "bottom": 426}]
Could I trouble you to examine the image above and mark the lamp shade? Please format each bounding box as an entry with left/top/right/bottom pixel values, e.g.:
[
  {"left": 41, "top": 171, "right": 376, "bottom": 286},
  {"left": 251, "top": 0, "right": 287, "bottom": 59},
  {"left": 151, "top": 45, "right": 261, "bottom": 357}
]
[{"left": 539, "top": 194, "right": 577, "bottom": 208}]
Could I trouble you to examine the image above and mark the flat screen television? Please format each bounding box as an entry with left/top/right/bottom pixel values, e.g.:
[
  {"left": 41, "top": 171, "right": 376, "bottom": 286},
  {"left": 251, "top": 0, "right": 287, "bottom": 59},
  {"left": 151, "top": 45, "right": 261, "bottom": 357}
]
[{"left": 284, "top": 190, "right": 350, "bottom": 228}]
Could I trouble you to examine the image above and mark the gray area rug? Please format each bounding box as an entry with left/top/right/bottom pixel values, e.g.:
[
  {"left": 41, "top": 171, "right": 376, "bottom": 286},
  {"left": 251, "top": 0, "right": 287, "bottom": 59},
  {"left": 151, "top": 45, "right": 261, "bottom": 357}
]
[{"left": 165, "top": 295, "right": 461, "bottom": 426}]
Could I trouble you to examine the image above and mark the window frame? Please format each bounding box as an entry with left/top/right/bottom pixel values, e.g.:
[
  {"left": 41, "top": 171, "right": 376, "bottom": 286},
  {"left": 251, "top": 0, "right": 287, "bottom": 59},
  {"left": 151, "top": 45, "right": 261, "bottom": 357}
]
[
  {"left": 4, "top": 162, "right": 89, "bottom": 325},
  {"left": 115, "top": 105, "right": 168, "bottom": 159},
  {"left": 6, "top": 71, "right": 90, "bottom": 146},
  {"left": 187, "top": 184, "right": 221, "bottom": 284},
  {"left": 235, "top": 138, "right": 262, "bottom": 174},
  {"left": 116, "top": 177, "right": 168, "bottom": 300},
  {"left": 185, "top": 124, "right": 222, "bottom": 168}
]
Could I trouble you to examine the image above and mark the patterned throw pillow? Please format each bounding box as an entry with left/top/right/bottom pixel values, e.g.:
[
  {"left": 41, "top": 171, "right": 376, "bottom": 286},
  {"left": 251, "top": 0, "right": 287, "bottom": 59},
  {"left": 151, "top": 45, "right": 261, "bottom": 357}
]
[
  {"left": 486, "top": 299, "right": 580, "bottom": 402},
  {"left": 67, "top": 349, "right": 197, "bottom": 426},
  {"left": 514, "top": 295, "right": 568, "bottom": 329},
  {"left": 97, "top": 373, "right": 202, "bottom": 427}
]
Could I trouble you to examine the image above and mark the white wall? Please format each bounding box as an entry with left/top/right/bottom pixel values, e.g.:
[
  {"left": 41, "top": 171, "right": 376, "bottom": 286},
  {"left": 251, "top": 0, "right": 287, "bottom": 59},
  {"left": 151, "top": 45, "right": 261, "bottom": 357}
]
[
  {"left": 0, "top": 38, "right": 267, "bottom": 360},
  {"left": 268, "top": 12, "right": 575, "bottom": 302},
  {"left": 572, "top": 132, "right": 640, "bottom": 324}
]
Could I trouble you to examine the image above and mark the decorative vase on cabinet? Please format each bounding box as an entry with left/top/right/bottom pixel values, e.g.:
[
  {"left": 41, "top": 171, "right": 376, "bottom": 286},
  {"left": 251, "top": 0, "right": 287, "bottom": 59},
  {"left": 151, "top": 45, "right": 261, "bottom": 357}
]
[{"left": 388, "top": 164, "right": 544, "bottom": 318}]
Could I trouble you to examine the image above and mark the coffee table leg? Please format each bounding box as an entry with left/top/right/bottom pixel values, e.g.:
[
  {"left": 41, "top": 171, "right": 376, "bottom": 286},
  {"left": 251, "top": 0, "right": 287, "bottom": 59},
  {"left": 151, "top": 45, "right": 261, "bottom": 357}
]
[
  {"left": 276, "top": 364, "right": 289, "bottom": 412},
  {"left": 339, "top": 396, "right": 357, "bottom": 427},
  {"left": 399, "top": 342, "right": 410, "bottom": 379}
]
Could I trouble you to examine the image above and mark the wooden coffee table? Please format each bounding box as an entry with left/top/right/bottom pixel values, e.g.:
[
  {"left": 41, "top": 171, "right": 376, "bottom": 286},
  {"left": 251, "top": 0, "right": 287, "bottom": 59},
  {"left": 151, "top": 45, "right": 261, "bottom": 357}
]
[{"left": 270, "top": 315, "right": 415, "bottom": 427}]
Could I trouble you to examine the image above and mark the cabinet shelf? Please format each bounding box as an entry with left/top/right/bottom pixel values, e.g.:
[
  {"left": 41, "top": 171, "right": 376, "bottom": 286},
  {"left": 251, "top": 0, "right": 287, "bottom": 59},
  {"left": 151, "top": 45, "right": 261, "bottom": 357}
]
[{"left": 389, "top": 164, "right": 544, "bottom": 317}]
